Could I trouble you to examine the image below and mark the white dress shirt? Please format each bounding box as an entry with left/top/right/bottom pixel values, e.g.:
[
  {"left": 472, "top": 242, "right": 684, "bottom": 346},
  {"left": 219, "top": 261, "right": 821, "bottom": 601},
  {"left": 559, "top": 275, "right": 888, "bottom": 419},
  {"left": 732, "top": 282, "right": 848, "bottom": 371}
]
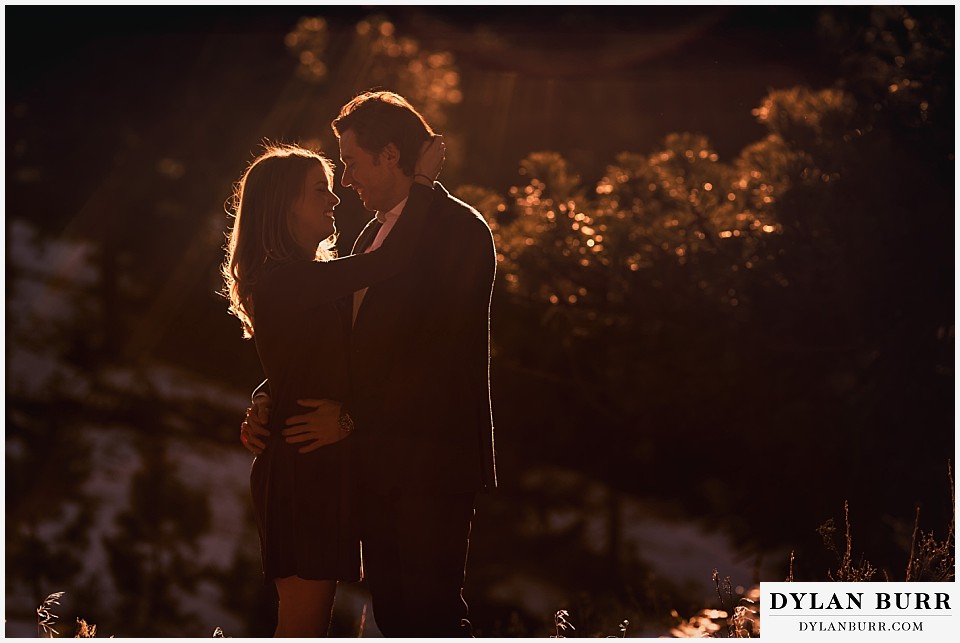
[{"left": 352, "top": 196, "right": 408, "bottom": 324}]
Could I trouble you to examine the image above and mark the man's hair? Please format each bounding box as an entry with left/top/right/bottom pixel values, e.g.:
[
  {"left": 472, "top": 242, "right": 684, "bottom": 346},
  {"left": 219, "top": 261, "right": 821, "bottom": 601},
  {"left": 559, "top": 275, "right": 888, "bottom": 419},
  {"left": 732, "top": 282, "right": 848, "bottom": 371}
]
[{"left": 331, "top": 91, "right": 434, "bottom": 176}]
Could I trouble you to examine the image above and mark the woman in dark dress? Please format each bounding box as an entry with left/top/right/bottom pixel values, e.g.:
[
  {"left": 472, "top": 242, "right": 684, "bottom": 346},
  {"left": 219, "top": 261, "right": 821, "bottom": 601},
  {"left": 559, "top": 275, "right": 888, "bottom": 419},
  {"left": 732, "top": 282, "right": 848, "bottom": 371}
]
[{"left": 221, "top": 139, "right": 443, "bottom": 636}]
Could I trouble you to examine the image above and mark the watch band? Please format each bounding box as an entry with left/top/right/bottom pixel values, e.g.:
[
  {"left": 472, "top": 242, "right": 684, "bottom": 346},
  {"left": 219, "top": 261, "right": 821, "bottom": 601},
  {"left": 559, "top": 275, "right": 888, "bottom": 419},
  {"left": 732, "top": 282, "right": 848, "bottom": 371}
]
[{"left": 338, "top": 405, "right": 355, "bottom": 434}]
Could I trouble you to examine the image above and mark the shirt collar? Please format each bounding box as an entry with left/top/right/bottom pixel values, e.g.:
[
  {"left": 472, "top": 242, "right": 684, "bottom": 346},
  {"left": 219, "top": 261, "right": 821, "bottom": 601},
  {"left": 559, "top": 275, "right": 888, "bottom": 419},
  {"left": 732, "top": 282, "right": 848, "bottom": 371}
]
[{"left": 376, "top": 196, "right": 408, "bottom": 224}]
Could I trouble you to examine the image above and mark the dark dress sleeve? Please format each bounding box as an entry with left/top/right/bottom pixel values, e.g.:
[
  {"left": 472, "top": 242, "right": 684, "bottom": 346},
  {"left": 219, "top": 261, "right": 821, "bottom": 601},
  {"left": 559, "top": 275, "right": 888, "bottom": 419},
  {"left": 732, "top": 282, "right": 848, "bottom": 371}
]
[{"left": 255, "top": 182, "right": 435, "bottom": 310}]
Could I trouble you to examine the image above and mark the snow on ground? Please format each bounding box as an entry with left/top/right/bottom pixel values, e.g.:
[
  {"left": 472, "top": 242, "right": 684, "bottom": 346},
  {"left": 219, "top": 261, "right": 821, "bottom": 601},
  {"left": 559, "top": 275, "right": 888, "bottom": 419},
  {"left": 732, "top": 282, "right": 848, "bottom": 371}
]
[
  {"left": 520, "top": 466, "right": 769, "bottom": 605},
  {"left": 169, "top": 437, "right": 255, "bottom": 572},
  {"left": 7, "top": 220, "right": 99, "bottom": 285}
]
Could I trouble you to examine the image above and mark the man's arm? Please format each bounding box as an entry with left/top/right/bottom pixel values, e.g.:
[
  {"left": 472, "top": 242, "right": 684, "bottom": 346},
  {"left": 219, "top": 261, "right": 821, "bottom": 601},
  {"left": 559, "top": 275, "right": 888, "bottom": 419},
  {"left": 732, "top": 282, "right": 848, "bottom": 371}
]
[
  {"left": 371, "top": 207, "right": 497, "bottom": 489},
  {"left": 417, "top": 211, "right": 496, "bottom": 371},
  {"left": 280, "top": 398, "right": 348, "bottom": 454}
]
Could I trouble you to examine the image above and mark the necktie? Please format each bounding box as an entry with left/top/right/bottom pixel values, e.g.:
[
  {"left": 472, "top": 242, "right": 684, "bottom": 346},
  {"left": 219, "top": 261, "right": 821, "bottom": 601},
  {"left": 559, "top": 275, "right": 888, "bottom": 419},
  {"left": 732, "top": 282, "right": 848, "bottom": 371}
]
[{"left": 352, "top": 220, "right": 384, "bottom": 325}]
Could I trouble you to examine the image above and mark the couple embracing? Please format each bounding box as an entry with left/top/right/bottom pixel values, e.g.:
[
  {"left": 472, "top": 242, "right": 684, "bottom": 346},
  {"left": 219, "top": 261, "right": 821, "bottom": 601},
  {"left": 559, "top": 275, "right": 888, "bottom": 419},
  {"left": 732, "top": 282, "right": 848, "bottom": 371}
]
[{"left": 222, "top": 91, "right": 496, "bottom": 637}]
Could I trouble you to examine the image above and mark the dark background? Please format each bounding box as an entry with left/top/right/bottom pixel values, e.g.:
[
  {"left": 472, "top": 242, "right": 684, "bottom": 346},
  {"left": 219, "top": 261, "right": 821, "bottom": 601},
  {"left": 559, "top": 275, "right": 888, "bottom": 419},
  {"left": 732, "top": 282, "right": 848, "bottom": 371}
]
[{"left": 6, "top": 5, "right": 955, "bottom": 638}]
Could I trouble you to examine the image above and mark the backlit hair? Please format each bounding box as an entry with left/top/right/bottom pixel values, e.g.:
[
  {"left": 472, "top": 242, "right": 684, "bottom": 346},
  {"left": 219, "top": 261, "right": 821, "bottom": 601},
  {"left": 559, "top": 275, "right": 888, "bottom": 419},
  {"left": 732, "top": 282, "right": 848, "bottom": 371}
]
[
  {"left": 331, "top": 90, "right": 434, "bottom": 176},
  {"left": 221, "top": 143, "right": 337, "bottom": 338}
]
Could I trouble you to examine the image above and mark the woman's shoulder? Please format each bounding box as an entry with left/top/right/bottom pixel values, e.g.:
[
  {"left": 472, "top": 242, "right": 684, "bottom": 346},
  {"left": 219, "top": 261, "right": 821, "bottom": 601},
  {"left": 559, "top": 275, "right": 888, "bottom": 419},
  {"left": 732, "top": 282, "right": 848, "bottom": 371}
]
[
  {"left": 254, "top": 259, "right": 316, "bottom": 297},
  {"left": 263, "top": 257, "right": 326, "bottom": 280}
]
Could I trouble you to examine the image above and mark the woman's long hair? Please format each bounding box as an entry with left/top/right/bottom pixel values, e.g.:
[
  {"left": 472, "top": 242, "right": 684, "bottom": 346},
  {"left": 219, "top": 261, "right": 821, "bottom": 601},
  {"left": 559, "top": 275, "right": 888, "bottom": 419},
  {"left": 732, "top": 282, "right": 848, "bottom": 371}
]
[{"left": 221, "top": 144, "right": 337, "bottom": 338}]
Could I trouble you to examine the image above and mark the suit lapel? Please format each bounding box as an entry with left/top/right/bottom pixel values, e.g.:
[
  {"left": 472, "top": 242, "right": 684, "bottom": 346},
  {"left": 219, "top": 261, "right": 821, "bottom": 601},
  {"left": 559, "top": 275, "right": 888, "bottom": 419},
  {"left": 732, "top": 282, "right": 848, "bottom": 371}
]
[
  {"left": 352, "top": 219, "right": 382, "bottom": 255},
  {"left": 350, "top": 218, "right": 382, "bottom": 330},
  {"left": 350, "top": 184, "right": 449, "bottom": 332}
]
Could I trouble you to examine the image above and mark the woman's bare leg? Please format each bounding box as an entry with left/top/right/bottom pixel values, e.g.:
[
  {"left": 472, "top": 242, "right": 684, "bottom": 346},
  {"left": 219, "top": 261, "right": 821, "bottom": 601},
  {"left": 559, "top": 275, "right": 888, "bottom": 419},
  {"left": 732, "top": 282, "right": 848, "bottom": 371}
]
[{"left": 274, "top": 576, "right": 337, "bottom": 637}]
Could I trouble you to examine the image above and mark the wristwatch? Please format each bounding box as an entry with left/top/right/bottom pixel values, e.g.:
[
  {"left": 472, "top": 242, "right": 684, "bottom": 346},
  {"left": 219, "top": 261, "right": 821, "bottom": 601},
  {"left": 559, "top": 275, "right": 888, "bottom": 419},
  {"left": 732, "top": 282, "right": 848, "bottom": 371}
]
[{"left": 338, "top": 404, "right": 355, "bottom": 434}]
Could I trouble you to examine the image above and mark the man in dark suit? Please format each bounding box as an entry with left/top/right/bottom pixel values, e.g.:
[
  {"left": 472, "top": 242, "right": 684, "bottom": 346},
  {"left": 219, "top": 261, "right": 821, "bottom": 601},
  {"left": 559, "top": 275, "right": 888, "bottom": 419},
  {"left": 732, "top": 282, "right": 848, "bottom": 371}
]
[{"left": 242, "top": 91, "right": 496, "bottom": 636}]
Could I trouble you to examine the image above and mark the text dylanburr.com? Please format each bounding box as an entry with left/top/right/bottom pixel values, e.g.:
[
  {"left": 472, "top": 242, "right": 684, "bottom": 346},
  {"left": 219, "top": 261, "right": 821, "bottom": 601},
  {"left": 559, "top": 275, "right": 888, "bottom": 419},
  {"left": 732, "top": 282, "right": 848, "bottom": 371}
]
[{"left": 761, "top": 582, "right": 955, "bottom": 640}]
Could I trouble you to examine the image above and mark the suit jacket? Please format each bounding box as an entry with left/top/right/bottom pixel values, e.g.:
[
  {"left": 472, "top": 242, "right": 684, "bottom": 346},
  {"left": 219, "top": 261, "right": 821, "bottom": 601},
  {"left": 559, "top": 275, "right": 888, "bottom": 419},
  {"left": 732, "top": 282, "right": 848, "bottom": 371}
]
[{"left": 348, "top": 182, "right": 496, "bottom": 493}]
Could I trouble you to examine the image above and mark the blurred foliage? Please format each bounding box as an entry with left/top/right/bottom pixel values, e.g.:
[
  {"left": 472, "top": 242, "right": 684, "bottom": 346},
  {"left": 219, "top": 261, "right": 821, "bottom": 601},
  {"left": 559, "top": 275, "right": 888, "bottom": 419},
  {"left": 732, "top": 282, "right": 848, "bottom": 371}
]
[
  {"left": 353, "top": 15, "right": 463, "bottom": 129},
  {"left": 5, "top": 4, "right": 954, "bottom": 637},
  {"left": 288, "top": 14, "right": 462, "bottom": 129},
  {"left": 820, "top": 5, "right": 953, "bottom": 133},
  {"left": 286, "top": 17, "right": 330, "bottom": 82},
  {"left": 479, "top": 4, "right": 953, "bottom": 582}
]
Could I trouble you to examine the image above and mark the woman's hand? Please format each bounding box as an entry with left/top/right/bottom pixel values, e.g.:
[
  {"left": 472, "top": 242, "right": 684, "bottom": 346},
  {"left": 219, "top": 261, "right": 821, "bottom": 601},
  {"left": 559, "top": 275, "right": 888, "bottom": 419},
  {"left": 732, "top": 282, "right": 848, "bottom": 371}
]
[
  {"left": 240, "top": 397, "right": 271, "bottom": 455},
  {"left": 281, "top": 398, "right": 347, "bottom": 454},
  {"left": 413, "top": 135, "right": 445, "bottom": 184}
]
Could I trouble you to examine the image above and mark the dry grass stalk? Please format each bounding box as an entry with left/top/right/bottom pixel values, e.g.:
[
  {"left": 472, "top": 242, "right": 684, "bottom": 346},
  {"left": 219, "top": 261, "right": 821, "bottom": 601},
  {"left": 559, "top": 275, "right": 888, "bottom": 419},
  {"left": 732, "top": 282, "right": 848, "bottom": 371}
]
[
  {"left": 75, "top": 618, "right": 97, "bottom": 638},
  {"left": 905, "top": 463, "right": 955, "bottom": 582},
  {"left": 817, "top": 501, "right": 877, "bottom": 582},
  {"left": 36, "top": 591, "right": 65, "bottom": 638},
  {"left": 551, "top": 609, "right": 576, "bottom": 638}
]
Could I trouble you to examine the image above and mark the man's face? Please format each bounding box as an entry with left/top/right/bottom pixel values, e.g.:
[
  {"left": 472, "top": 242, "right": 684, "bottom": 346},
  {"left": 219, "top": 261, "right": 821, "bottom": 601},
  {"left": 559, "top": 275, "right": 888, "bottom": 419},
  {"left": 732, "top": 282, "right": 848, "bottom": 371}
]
[{"left": 338, "top": 129, "right": 394, "bottom": 213}]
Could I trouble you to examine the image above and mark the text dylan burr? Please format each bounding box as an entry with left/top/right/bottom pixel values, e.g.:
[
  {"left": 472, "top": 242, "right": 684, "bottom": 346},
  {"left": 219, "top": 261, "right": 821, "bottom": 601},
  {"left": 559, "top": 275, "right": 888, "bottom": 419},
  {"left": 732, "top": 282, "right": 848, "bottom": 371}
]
[{"left": 770, "top": 592, "right": 951, "bottom": 611}]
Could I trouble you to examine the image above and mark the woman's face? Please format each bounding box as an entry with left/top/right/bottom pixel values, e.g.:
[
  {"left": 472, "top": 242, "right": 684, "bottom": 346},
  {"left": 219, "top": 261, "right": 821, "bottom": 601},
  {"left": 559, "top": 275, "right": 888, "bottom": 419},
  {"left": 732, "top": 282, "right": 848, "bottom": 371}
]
[{"left": 289, "top": 163, "right": 340, "bottom": 253}]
